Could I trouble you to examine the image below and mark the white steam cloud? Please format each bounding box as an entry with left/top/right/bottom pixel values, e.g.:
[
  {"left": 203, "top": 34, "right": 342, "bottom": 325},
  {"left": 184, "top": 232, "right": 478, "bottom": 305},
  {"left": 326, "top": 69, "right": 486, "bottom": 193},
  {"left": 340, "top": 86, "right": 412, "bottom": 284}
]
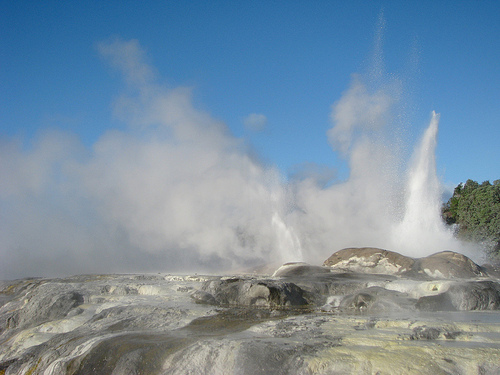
[
  {"left": 0, "top": 38, "right": 474, "bottom": 280},
  {"left": 327, "top": 75, "right": 392, "bottom": 155},
  {"left": 0, "top": 39, "right": 298, "bottom": 279}
]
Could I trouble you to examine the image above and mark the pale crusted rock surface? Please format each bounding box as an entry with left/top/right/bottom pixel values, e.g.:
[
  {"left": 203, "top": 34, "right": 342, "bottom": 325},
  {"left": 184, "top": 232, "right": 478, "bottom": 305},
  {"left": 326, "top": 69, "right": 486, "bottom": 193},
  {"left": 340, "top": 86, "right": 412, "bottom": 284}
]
[
  {"left": 1, "top": 254, "right": 500, "bottom": 375},
  {"left": 324, "top": 247, "right": 488, "bottom": 279}
]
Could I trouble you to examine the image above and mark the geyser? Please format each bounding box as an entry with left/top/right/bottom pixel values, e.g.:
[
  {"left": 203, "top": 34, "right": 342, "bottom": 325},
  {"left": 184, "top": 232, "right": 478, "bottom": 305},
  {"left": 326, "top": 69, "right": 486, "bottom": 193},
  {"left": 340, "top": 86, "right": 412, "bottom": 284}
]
[
  {"left": 0, "top": 38, "right": 476, "bottom": 280},
  {"left": 390, "top": 111, "right": 459, "bottom": 257},
  {"left": 289, "top": 78, "right": 472, "bottom": 264}
]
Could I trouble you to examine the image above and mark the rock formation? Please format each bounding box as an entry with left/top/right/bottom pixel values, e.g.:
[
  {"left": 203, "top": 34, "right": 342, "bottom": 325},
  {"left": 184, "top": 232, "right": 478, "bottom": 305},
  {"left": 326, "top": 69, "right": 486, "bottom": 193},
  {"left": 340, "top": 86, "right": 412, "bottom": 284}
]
[
  {"left": 191, "top": 277, "right": 310, "bottom": 307},
  {"left": 413, "top": 250, "right": 487, "bottom": 278},
  {"left": 323, "top": 247, "right": 415, "bottom": 275},
  {"left": 323, "top": 247, "right": 488, "bottom": 279},
  {"left": 0, "top": 249, "right": 499, "bottom": 374}
]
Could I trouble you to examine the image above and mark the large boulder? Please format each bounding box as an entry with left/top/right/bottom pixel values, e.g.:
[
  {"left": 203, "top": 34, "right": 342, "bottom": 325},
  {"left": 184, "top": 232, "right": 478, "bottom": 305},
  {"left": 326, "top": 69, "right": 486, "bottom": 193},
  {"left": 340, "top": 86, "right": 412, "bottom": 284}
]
[
  {"left": 323, "top": 248, "right": 488, "bottom": 280},
  {"left": 413, "top": 251, "right": 487, "bottom": 279},
  {"left": 323, "top": 247, "right": 415, "bottom": 275},
  {"left": 191, "top": 277, "right": 311, "bottom": 308}
]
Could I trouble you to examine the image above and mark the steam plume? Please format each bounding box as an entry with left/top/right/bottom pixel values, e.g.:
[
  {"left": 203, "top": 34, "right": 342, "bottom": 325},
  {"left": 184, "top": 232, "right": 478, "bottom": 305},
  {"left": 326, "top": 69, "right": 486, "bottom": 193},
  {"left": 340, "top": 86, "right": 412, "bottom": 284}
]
[{"left": 0, "top": 38, "right": 474, "bottom": 280}]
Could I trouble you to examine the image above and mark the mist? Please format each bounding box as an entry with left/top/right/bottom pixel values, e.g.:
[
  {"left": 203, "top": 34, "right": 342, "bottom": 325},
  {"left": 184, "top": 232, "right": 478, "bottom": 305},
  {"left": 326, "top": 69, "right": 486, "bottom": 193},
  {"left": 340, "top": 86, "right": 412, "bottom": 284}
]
[{"left": 0, "top": 38, "right": 475, "bottom": 280}]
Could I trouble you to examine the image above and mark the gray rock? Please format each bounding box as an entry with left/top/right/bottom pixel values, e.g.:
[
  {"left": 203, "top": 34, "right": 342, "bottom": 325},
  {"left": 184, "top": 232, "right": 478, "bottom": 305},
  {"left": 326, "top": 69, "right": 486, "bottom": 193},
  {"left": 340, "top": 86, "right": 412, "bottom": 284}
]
[
  {"left": 415, "top": 292, "right": 456, "bottom": 311},
  {"left": 194, "top": 277, "right": 311, "bottom": 307},
  {"left": 191, "top": 289, "right": 218, "bottom": 305},
  {"left": 323, "top": 247, "right": 415, "bottom": 275},
  {"left": 323, "top": 248, "right": 488, "bottom": 280},
  {"left": 481, "top": 263, "right": 500, "bottom": 279},
  {"left": 409, "top": 326, "right": 443, "bottom": 340},
  {"left": 339, "top": 286, "right": 417, "bottom": 313},
  {"left": 272, "top": 262, "right": 331, "bottom": 277},
  {"left": 417, "top": 280, "right": 500, "bottom": 311},
  {"left": 413, "top": 251, "right": 487, "bottom": 279}
]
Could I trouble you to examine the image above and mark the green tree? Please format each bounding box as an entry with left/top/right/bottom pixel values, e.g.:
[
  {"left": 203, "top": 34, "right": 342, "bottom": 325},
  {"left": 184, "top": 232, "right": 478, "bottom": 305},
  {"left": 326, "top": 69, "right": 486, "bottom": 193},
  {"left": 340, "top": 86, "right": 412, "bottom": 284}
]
[{"left": 442, "top": 179, "right": 500, "bottom": 255}]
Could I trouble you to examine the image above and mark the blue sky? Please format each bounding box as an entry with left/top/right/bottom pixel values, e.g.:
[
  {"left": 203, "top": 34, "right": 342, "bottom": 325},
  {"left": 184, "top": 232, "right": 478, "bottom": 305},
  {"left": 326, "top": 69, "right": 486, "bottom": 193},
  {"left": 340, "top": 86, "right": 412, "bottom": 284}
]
[
  {"left": 0, "top": 1, "right": 499, "bottom": 278},
  {"left": 2, "top": 1, "right": 498, "bottom": 185}
]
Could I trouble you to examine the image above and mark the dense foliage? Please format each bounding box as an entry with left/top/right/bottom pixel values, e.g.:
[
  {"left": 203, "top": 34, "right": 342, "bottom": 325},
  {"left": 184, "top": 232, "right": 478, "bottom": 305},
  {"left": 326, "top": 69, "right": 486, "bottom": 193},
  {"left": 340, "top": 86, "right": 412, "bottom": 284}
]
[{"left": 442, "top": 179, "right": 500, "bottom": 255}]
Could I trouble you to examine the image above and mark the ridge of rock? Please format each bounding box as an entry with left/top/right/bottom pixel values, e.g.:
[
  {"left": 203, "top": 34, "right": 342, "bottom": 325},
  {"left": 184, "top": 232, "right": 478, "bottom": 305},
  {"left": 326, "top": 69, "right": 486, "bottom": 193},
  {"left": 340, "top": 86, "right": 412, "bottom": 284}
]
[{"left": 323, "top": 247, "right": 488, "bottom": 279}]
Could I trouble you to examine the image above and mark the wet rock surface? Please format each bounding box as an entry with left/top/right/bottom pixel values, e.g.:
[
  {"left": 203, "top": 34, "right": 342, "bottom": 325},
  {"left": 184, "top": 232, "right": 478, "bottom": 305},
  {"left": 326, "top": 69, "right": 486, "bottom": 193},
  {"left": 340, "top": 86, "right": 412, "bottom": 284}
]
[
  {"left": 1, "top": 249, "right": 500, "bottom": 374},
  {"left": 192, "top": 277, "right": 311, "bottom": 307}
]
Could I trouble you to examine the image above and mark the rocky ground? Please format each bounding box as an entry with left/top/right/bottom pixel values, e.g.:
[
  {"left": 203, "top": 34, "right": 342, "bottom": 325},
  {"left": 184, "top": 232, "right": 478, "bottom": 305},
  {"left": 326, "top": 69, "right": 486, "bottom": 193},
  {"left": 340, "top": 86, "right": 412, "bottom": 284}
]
[{"left": 1, "top": 248, "right": 500, "bottom": 374}]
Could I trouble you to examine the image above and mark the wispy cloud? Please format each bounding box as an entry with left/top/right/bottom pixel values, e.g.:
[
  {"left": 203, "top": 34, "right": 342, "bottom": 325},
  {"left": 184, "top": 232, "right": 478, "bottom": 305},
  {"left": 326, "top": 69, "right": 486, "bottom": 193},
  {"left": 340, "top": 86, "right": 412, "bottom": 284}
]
[
  {"left": 97, "top": 38, "right": 156, "bottom": 87},
  {"left": 243, "top": 113, "right": 267, "bottom": 131}
]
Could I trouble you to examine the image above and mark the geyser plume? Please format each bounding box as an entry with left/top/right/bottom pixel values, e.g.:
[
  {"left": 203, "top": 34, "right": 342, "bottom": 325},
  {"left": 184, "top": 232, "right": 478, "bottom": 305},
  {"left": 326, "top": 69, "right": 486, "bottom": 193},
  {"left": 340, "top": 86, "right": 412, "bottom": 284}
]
[
  {"left": 405, "top": 111, "right": 441, "bottom": 224},
  {"left": 390, "top": 111, "right": 458, "bottom": 256},
  {"left": 0, "top": 38, "right": 470, "bottom": 280},
  {"left": 288, "top": 82, "right": 466, "bottom": 263}
]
